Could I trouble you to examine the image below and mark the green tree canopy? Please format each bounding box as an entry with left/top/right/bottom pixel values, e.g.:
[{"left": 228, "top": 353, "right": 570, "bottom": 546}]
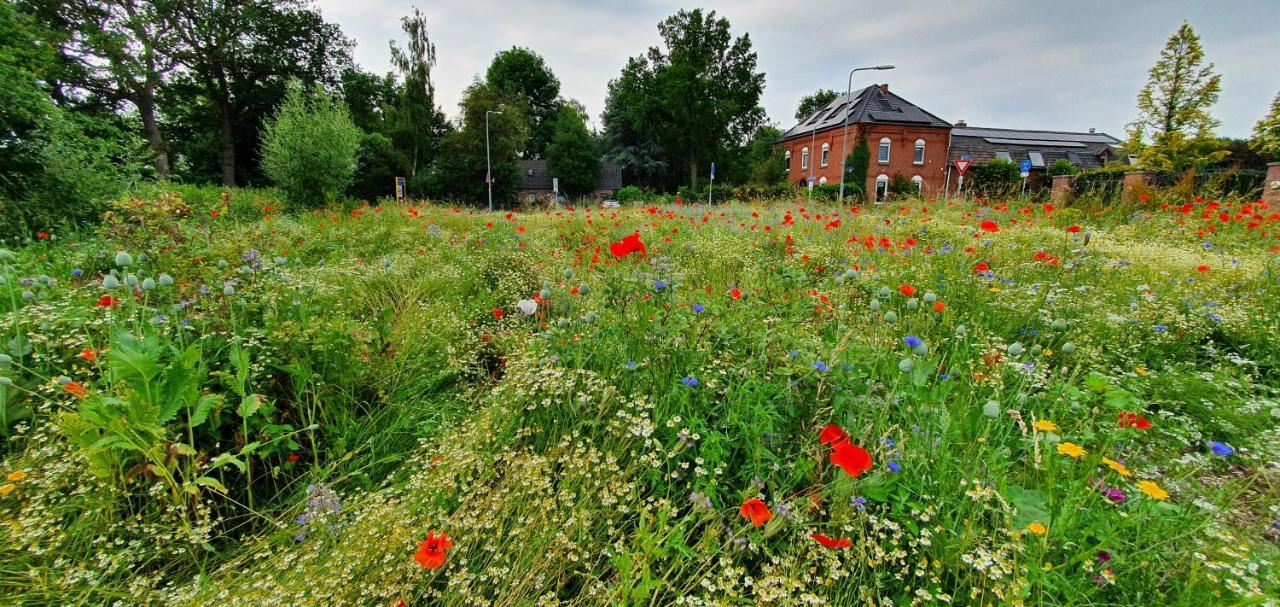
[
  {"left": 260, "top": 81, "right": 362, "bottom": 208},
  {"left": 389, "top": 7, "right": 446, "bottom": 178},
  {"left": 425, "top": 82, "right": 529, "bottom": 206},
  {"left": 795, "top": 89, "right": 838, "bottom": 122},
  {"left": 546, "top": 105, "right": 601, "bottom": 198},
  {"left": 1129, "top": 21, "right": 1227, "bottom": 171},
  {"left": 486, "top": 47, "right": 562, "bottom": 158},
  {"left": 1252, "top": 91, "right": 1280, "bottom": 159}
]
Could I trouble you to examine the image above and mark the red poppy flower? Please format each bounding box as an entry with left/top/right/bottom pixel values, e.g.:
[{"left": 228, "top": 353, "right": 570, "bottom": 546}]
[
  {"left": 287, "top": 454, "right": 301, "bottom": 462},
  {"left": 973, "top": 262, "right": 989, "bottom": 274},
  {"left": 414, "top": 531, "right": 452, "bottom": 569},
  {"left": 63, "top": 382, "right": 88, "bottom": 398},
  {"left": 810, "top": 533, "right": 852, "bottom": 548},
  {"left": 1196, "top": 264, "right": 1210, "bottom": 272},
  {"left": 933, "top": 301, "right": 946, "bottom": 313},
  {"left": 492, "top": 308, "right": 504, "bottom": 319},
  {"left": 608, "top": 233, "right": 646, "bottom": 259},
  {"left": 740, "top": 498, "right": 772, "bottom": 527},
  {"left": 727, "top": 287, "right": 743, "bottom": 300},
  {"left": 1117, "top": 412, "right": 1152, "bottom": 430},
  {"left": 979, "top": 220, "right": 999, "bottom": 232},
  {"left": 1066, "top": 225, "right": 1082, "bottom": 233},
  {"left": 96, "top": 295, "right": 120, "bottom": 308},
  {"left": 898, "top": 284, "right": 916, "bottom": 297},
  {"left": 830, "top": 442, "right": 873, "bottom": 477},
  {"left": 819, "top": 423, "right": 848, "bottom": 446},
  {"left": 37, "top": 232, "right": 50, "bottom": 239},
  {"left": 77, "top": 348, "right": 97, "bottom": 362}
]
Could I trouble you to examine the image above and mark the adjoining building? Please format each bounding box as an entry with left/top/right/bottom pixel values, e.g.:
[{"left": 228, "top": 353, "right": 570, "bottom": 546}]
[
  {"left": 516, "top": 159, "right": 623, "bottom": 203},
  {"left": 943, "top": 124, "right": 1121, "bottom": 192},
  {"left": 775, "top": 83, "right": 1122, "bottom": 201}
]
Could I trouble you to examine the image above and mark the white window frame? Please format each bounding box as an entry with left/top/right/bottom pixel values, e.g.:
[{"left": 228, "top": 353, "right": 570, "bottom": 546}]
[
  {"left": 801, "top": 147, "right": 809, "bottom": 170},
  {"left": 878, "top": 137, "right": 891, "bottom": 164},
  {"left": 913, "top": 139, "right": 925, "bottom": 165},
  {"left": 874, "top": 174, "right": 889, "bottom": 202},
  {"left": 1028, "top": 151, "right": 1045, "bottom": 168},
  {"left": 820, "top": 143, "right": 830, "bottom": 167}
]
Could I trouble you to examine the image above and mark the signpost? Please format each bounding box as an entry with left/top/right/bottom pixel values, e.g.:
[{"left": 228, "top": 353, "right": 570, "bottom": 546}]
[
  {"left": 394, "top": 177, "right": 407, "bottom": 203},
  {"left": 954, "top": 157, "right": 971, "bottom": 198},
  {"left": 1019, "top": 159, "right": 1031, "bottom": 197},
  {"left": 708, "top": 162, "right": 716, "bottom": 205}
]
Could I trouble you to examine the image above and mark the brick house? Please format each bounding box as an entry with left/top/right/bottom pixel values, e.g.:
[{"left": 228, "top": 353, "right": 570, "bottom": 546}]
[{"left": 776, "top": 84, "right": 951, "bottom": 201}]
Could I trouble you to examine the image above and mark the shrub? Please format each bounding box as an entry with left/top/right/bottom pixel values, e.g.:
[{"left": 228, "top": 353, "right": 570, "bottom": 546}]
[
  {"left": 968, "top": 159, "right": 1021, "bottom": 198},
  {"left": 260, "top": 80, "right": 363, "bottom": 208},
  {"left": 348, "top": 132, "right": 410, "bottom": 203},
  {"left": 615, "top": 185, "right": 648, "bottom": 204},
  {"left": 1047, "top": 159, "right": 1079, "bottom": 178}
]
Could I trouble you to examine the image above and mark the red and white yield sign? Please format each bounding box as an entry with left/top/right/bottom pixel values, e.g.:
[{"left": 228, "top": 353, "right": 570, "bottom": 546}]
[{"left": 953, "top": 158, "right": 972, "bottom": 175}]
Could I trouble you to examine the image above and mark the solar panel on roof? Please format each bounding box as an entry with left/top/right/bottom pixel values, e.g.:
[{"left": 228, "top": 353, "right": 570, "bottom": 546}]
[
  {"left": 877, "top": 99, "right": 894, "bottom": 111},
  {"left": 982, "top": 138, "right": 1087, "bottom": 147},
  {"left": 957, "top": 129, "right": 1116, "bottom": 144}
]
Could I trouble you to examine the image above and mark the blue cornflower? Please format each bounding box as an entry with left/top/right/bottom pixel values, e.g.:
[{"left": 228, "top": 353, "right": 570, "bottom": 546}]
[
  {"left": 654, "top": 279, "right": 667, "bottom": 291},
  {"left": 883, "top": 438, "right": 895, "bottom": 448},
  {"left": 71, "top": 268, "right": 84, "bottom": 277},
  {"left": 789, "top": 350, "right": 799, "bottom": 359},
  {"left": 903, "top": 335, "right": 923, "bottom": 348},
  {"left": 681, "top": 375, "right": 699, "bottom": 387},
  {"left": 1154, "top": 325, "right": 1168, "bottom": 333},
  {"left": 887, "top": 460, "right": 902, "bottom": 474},
  {"left": 625, "top": 361, "right": 638, "bottom": 370},
  {"left": 851, "top": 496, "right": 867, "bottom": 511},
  {"left": 692, "top": 303, "right": 705, "bottom": 313},
  {"left": 938, "top": 372, "right": 951, "bottom": 381},
  {"left": 1207, "top": 440, "right": 1234, "bottom": 456},
  {"left": 813, "top": 360, "right": 828, "bottom": 373}
]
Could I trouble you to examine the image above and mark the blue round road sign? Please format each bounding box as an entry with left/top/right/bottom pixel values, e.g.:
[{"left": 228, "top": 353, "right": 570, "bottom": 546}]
[{"left": 1019, "top": 159, "right": 1032, "bottom": 172}]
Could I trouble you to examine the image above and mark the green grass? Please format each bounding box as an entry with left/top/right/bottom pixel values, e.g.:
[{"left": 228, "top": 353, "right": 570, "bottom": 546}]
[{"left": 1, "top": 188, "right": 1277, "bottom": 606}]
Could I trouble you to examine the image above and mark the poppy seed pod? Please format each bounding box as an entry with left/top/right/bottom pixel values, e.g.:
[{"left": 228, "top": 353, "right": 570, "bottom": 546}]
[
  {"left": 844, "top": 269, "right": 857, "bottom": 281},
  {"left": 0, "top": 249, "right": 14, "bottom": 262},
  {"left": 878, "top": 286, "right": 892, "bottom": 299},
  {"left": 1008, "top": 342, "right": 1025, "bottom": 357},
  {"left": 114, "top": 251, "right": 133, "bottom": 267},
  {"left": 563, "top": 268, "right": 574, "bottom": 279},
  {"left": 955, "top": 324, "right": 967, "bottom": 336},
  {"left": 1061, "top": 342, "right": 1076, "bottom": 354},
  {"left": 913, "top": 343, "right": 929, "bottom": 356},
  {"left": 539, "top": 289, "right": 551, "bottom": 300},
  {"left": 834, "top": 274, "right": 845, "bottom": 285},
  {"left": 141, "top": 278, "right": 156, "bottom": 291},
  {"left": 102, "top": 275, "right": 120, "bottom": 289},
  {"left": 577, "top": 284, "right": 589, "bottom": 296},
  {"left": 983, "top": 401, "right": 1001, "bottom": 418},
  {"left": 923, "top": 292, "right": 937, "bottom": 304},
  {"left": 585, "top": 311, "right": 598, "bottom": 325},
  {"left": 0, "top": 353, "right": 11, "bottom": 366},
  {"left": 1051, "top": 319, "right": 1068, "bottom": 331},
  {"left": 124, "top": 274, "right": 139, "bottom": 287},
  {"left": 21, "top": 290, "right": 34, "bottom": 301},
  {"left": 869, "top": 299, "right": 881, "bottom": 311},
  {"left": 906, "top": 298, "right": 919, "bottom": 310},
  {"left": 0, "top": 377, "right": 11, "bottom": 386},
  {"left": 883, "top": 310, "right": 898, "bottom": 323},
  {"left": 217, "top": 260, "right": 229, "bottom": 269},
  {"left": 158, "top": 274, "right": 174, "bottom": 287},
  {"left": 223, "top": 285, "right": 236, "bottom": 296},
  {"left": 556, "top": 318, "right": 568, "bottom": 328},
  {"left": 898, "top": 358, "right": 914, "bottom": 373}
]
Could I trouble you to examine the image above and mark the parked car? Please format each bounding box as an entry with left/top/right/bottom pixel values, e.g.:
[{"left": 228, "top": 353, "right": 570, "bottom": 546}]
[{"left": 601, "top": 198, "right": 620, "bottom": 208}]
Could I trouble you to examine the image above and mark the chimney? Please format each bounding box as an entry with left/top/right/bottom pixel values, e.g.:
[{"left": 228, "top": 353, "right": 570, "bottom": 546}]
[
  {"left": 1088, "top": 128, "right": 1096, "bottom": 133},
  {"left": 954, "top": 120, "right": 967, "bottom": 128},
  {"left": 879, "top": 83, "right": 889, "bottom": 94}
]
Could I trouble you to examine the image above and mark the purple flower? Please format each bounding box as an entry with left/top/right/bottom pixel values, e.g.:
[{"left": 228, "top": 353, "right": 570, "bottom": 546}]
[
  {"left": 1207, "top": 441, "right": 1234, "bottom": 456},
  {"left": 886, "top": 460, "right": 901, "bottom": 474},
  {"left": 903, "top": 335, "right": 923, "bottom": 348},
  {"left": 1097, "top": 550, "right": 1112, "bottom": 564},
  {"left": 1102, "top": 487, "right": 1127, "bottom": 503},
  {"left": 71, "top": 268, "right": 84, "bottom": 277},
  {"left": 851, "top": 496, "right": 867, "bottom": 511},
  {"left": 681, "top": 376, "right": 698, "bottom": 387},
  {"left": 692, "top": 303, "right": 704, "bottom": 313},
  {"left": 654, "top": 279, "right": 667, "bottom": 291},
  {"left": 813, "top": 360, "right": 828, "bottom": 373}
]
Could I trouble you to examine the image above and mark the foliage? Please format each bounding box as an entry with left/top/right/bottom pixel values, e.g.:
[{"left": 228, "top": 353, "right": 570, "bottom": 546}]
[
  {"left": 1129, "top": 21, "right": 1228, "bottom": 171},
  {"left": 1047, "top": 158, "right": 1079, "bottom": 177},
  {"left": 349, "top": 132, "right": 411, "bottom": 202},
  {"left": 746, "top": 125, "right": 787, "bottom": 185},
  {"left": 843, "top": 133, "right": 871, "bottom": 196},
  {"left": 602, "top": 9, "right": 765, "bottom": 189},
  {"left": 486, "top": 47, "right": 563, "bottom": 158},
  {"left": 795, "top": 88, "right": 838, "bottom": 122},
  {"left": 887, "top": 172, "right": 914, "bottom": 199},
  {"left": 388, "top": 7, "right": 446, "bottom": 179},
  {"left": 614, "top": 186, "right": 650, "bottom": 204},
  {"left": 546, "top": 106, "right": 601, "bottom": 198},
  {"left": 969, "top": 159, "right": 1022, "bottom": 197},
  {"left": 1252, "top": 90, "right": 1280, "bottom": 159},
  {"left": 260, "top": 81, "right": 362, "bottom": 208},
  {"left": 424, "top": 83, "right": 529, "bottom": 205}
]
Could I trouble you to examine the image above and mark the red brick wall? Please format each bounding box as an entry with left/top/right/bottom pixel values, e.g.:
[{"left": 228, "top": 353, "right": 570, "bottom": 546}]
[{"left": 778, "top": 124, "right": 950, "bottom": 201}]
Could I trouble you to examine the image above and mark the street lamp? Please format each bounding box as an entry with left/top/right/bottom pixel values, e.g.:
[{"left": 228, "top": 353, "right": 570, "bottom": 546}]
[
  {"left": 486, "top": 109, "right": 503, "bottom": 212},
  {"left": 837, "top": 64, "right": 895, "bottom": 205}
]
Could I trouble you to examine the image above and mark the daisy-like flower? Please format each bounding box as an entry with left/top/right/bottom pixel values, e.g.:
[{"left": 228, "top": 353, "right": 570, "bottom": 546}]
[
  {"left": 1136, "top": 480, "right": 1168, "bottom": 501},
  {"left": 1026, "top": 522, "right": 1047, "bottom": 536},
  {"left": 1056, "top": 442, "right": 1087, "bottom": 458},
  {"left": 1034, "top": 420, "right": 1060, "bottom": 433},
  {"left": 1101, "top": 457, "right": 1132, "bottom": 477}
]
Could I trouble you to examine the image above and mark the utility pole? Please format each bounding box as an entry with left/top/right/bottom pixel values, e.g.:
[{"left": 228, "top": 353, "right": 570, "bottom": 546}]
[{"left": 486, "top": 109, "right": 503, "bottom": 212}]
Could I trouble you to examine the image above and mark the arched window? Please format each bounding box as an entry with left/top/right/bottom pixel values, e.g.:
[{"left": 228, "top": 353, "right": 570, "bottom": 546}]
[
  {"left": 820, "top": 143, "right": 830, "bottom": 167},
  {"left": 911, "top": 175, "right": 924, "bottom": 193},
  {"left": 801, "top": 147, "right": 809, "bottom": 170},
  {"left": 818, "top": 176, "right": 828, "bottom": 185},
  {"left": 785, "top": 149, "right": 791, "bottom": 164},
  {"left": 875, "top": 174, "right": 889, "bottom": 202},
  {"left": 878, "top": 137, "right": 891, "bottom": 164},
  {"left": 913, "top": 139, "right": 925, "bottom": 165}
]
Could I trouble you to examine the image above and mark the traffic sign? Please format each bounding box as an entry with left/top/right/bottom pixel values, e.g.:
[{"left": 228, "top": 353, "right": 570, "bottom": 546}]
[
  {"left": 953, "top": 159, "right": 971, "bottom": 175},
  {"left": 710, "top": 162, "right": 716, "bottom": 181},
  {"left": 1019, "top": 159, "right": 1032, "bottom": 173}
]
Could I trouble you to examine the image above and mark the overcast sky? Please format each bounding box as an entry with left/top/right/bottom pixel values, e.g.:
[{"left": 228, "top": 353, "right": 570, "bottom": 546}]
[{"left": 314, "top": 0, "right": 1278, "bottom": 139}]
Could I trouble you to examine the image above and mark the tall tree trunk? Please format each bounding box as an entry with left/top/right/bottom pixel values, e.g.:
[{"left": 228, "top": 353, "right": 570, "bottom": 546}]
[
  {"left": 137, "top": 84, "right": 170, "bottom": 180},
  {"left": 689, "top": 158, "right": 698, "bottom": 189},
  {"left": 215, "top": 74, "right": 236, "bottom": 186}
]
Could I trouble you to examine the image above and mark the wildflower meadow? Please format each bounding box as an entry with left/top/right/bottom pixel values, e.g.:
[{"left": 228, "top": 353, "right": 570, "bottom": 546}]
[{"left": 1, "top": 189, "right": 1278, "bottom": 606}]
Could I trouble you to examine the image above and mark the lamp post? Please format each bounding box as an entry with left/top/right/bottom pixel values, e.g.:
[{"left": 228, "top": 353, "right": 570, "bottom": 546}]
[
  {"left": 837, "top": 65, "right": 895, "bottom": 205},
  {"left": 486, "top": 109, "right": 503, "bottom": 212}
]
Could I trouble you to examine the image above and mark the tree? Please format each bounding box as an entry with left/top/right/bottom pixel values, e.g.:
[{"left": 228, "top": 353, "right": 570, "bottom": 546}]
[
  {"left": 1130, "top": 22, "right": 1227, "bottom": 171},
  {"left": 389, "top": 7, "right": 445, "bottom": 179},
  {"left": 745, "top": 125, "right": 785, "bottom": 185},
  {"left": 423, "top": 82, "right": 528, "bottom": 205},
  {"left": 164, "top": 0, "right": 352, "bottom": 186},
  {"left": 1252, "top": 91, "right": 1280, "bottom": 159},
  {"left": 261, "top": 81, "right": 362, "bottom": 208},
  {"left": 546, "top": 105, "right": 601, "bottom": 199},
  {"left": 486, "top": 47, "right": 562, "bottom": 158},
  {"left": 843, "top": 133, "right": 870, "bottom": 195},
  {"left": 795, "top": 89, "right": 838, "bottom": 122},
  {"left": 603, "top": 9, "right": 765, "bottom": 189}
]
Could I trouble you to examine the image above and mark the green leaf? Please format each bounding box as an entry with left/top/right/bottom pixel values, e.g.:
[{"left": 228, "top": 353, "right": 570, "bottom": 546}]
[
  {"left": 107, "top": 331, "right": 164, "bottom": 386},
  {"left": 190, "top": 393, "right": 223, "bottom": 427},
  {"left": 1005, "top": 485, "right": 1050, "bottom": 529},
  {"left": 209, "top": 452, "right": 246, "bottom": 473},
  {"left": 237, "top": 394, "right": 263, "bottom": 419},
  {"left": 194, "top": 476, "right": 228, "bottom": 493},
  {"left": 240, "top": 440, "right": 262, "bottom": 456},
  {"left": 6, "top": 333, "right": 32, "bottom": 357}
]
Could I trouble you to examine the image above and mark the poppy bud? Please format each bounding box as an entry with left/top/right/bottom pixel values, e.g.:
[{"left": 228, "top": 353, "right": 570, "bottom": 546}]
[
  {"left": 0, "top": 377, "right": 11, "bottom": 386},
  {"left": 1051, "top": 319, "right": 1068, "bottom": 331},
  {"left": 0, "top": 354, "right": 11, "bottom": 366},
  {"left": 1061, "top": 342, "right": 1076, "bottom": 354},
  {"left": 114, "top": 251, "right": 133, "bottom": 267},
  {"left": 1008, "top": 342, "right": 1025, "bottom": 357},
  {"left": 102, "top": 275, "right": 120, "bottom": 289},
  {"left": 158, "top": 274, "right": 174, "bottom": 287},
  {"left": 955, "top": 324, "right": 967, "bottom": 337},
  {"left": 923, "top": 292, "right": 937, "bottom": 304},
  {"left": 21, "top": 290, "right": 34, "bottom": 301},
  {"left": 217, "top": 260, "right": 229, "bottom": 269},
  {"left": 983, "top": 401, "right": 1001, "bottom": 419}
]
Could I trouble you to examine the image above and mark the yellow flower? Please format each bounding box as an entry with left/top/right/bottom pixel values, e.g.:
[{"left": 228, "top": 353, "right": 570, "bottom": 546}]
[
  {"left": 1034, "top": 420, "right": 1059, "bottom": 432},
  {"left": 0, "top": 483, "right": 14, "bottom": 497},
  {"left": 1101, "top": 457, "right": 1132, "bottom": 477},
  {"left": 989, "top": 286, "right": 1003, "bottom": 293},
  {"left": 1026, "top": 522, "right": 1047, "bottom": 536},
  {"left": 6, "top": 471, "right": 26, "bottom": 482},
  {"left": 1137, "top": 480, "right": 1168, "bottom": 501},
  {"left": 1136, "top": 367, "right": 1147, "bottom": 376},
  {"left": 1057, "top": 442, "right": 1087, "bottom": 458}
]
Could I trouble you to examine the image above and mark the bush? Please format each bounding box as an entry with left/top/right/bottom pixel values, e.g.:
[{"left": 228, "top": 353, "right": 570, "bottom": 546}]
[
  {"left": 348, "top": 132, "right": 410, "bottom": 203},
  {"left": 968, "top": 159, "right": 1021, "bottom": 198},
  {"left": 1047, "top": 159, "right": 1079, "bottom": 178},
  {"left": 260, "top": 80, "right": 363, "bottom": 208},
  {"left": 616, "top": 185, "right": 649, "bottom": 204}
]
